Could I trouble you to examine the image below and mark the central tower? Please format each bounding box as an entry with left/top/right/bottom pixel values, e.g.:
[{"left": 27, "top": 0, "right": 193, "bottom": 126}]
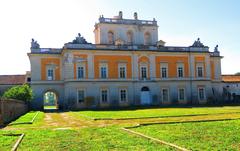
[{"left": 94, "top": 11, "right": 158, "bottom": 45}]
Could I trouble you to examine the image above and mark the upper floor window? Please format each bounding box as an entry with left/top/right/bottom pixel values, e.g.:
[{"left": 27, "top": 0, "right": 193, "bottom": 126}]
[
  {"left": 177, "top": 64, "right": 184, "bottom": 78},
  {"left": 100, "top": 63, "right": 108, "bottom": 79},
  {"left": 144, "top": 32, "right": 151, "bottom": 45},
  {"left": 127, "top": 31, "right": 133, "bottom": 44},
  {"left": 77, "top": 66, "right": 85, "bottom": 79},
  {"left": 197, "top": 66, "right": 203, "bottom": 77},
  {"left": 160, "top": 63, "right": 168, "bottom": 78},
  {"left": 108, "top": 31, "right": 114, "bottom": 44},
  {"left": 141, "top": 66, "right": 147, "bottom": 79},
  {"left": 119, "top": 65, "right": 126, "bottom": 79},
  {"left": 47, "top": 68, "right": 54, "bottom": 80}
]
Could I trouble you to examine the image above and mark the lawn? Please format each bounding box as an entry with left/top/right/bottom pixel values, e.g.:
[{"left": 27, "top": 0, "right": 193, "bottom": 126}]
[
  {"left": 1, "top": 106, "right": 240, "bottom": 150},
  {"left": 133, "top": 120, "right": 240, "bottom": 150},
  {"left": 16, "top": 127, "right": 172, "bottom": 151},
  {"left": 8, "top": 111, "right": 44, "bottom": 128},
  {"left": 0, "top": 134, "right": 19, "bottom": 151},
  {"left": 71, "top": 106, "right": 240, "bottom": 119}
]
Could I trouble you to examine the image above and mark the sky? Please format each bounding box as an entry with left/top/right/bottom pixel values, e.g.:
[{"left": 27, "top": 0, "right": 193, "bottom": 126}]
[{"left": 0, "top": 0, "right": 239, "bottom": 75}]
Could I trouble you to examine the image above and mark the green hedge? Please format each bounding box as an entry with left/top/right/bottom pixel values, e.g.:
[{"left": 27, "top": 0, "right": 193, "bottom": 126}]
[{"left": 2, "top": 84, "right": 33, "bottom": 102}]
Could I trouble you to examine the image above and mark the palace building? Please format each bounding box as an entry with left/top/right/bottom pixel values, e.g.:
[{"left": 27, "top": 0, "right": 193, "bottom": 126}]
[{"left": 28, "top": 11, "right": 223, "bottom": 110}]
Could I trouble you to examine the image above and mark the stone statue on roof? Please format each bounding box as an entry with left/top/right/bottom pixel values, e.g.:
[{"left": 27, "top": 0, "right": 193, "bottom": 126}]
[
  {"left": 214, "top": 45, "right": 219, "bottom": 52},
  {"left": 191, "top": 38, "right": 205, "bottom": 47},
  {"left": 31, "top": 38, "right": 40, "bottom": 49},
  {"left": 70, "top": 33, "right": 89, "bottom": 44}
]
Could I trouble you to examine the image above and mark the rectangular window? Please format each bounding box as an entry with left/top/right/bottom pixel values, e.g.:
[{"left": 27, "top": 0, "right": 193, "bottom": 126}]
[
  {"left": 141, "top": 66, "right": 147, "bottom": 79},
  {"left": 161, "top": 67, "right": 167, "bottom": 78},
  {"left": 77, "top": 66, "right": 84, "bottom": 79},
  {"left": 119, "top": 66, "right": 126, "bottom": 79},
  {"left": 119, "top": 89, "right": 127, "bottom": 102},
  {"left": 162, "top": 88, "right": 169, "bottom": 102},
  {"left": 100, "top": 66, "right": 107, "bottom": 79},
  {"left": 47, "top": 69, "right": 54, "bottom": 80},
  {"left": 101, "top": 89, "right": 108, "bottom": 103},
  {"left": 197, "top": 66, "right": 203, "bottom": 77},
  {"left": 77, "top": 90, "right": 85, "bottom": 103},
  {"left": 178, "top": 88, "right": 185, "bottom": 101},
  {"left": 198, "top": 88, "right": 205, "bottom": 100},
  {"left": 178, "top": 67, "right": 184, "bottom": 78}
]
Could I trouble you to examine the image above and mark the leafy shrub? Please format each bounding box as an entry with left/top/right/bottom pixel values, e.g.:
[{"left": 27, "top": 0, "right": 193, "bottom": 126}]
[{"left": 2, "top": 84, "right": 33, "bottom": 102}]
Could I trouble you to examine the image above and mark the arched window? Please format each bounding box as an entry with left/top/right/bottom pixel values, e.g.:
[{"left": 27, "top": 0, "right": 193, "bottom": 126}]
[
  {"left": 108, "top": 31, "right": 114, "bottom": 44},
  {"left": 144, "top": 32, "right": 151, "bottom": 45},
  {"left": 127, "top": 31, "right": 133, "bottom": 44},
  {"left": 141, "top": 86, "right": 150, "bottom": 91}
]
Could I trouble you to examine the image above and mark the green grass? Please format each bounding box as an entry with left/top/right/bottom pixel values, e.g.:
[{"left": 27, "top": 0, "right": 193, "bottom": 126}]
[
  {"left": 133, "top": 120, "right": 240, "bottom": 150},
  {"left": 0, "top": 134, "right": 18, "bottom": 151},
  {"left": 9, "top": 111, "right": 44, "bottom": 128},
  {"left": 72, "top": 106, "right": 240, "bottom": 119},
  {"left": 2, "top": 107, "right": 240, "bottom": 150},
  {"left": 16, "top": 127, "right": 173, "bottom": 151}
]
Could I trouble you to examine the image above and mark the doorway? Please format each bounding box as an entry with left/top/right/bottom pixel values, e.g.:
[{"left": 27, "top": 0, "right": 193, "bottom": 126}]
[
  {"left": 140, "top": 86, "right": 151, "bottom": 105},
  {"left": 43, "top": 91, "right": 58, "bottom": 110}
]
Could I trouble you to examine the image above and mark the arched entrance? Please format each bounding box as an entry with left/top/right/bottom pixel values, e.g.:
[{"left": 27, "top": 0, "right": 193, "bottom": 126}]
[
  {"left": 140, "top": 86, "right": 151, "bottom": 105},
  {"left": 43, "top": 90, "right": 58, "bottom": 110}
]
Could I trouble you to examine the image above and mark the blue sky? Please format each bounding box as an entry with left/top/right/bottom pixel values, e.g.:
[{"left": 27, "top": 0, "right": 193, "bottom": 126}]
[{"left": 0, "top": 0, "right": 239, "bottom": 74}]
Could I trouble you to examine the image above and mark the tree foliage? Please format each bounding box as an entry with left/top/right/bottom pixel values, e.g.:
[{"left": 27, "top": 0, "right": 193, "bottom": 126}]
[{"left": 2, "top": 84, "right": 33, "bottom": 102}]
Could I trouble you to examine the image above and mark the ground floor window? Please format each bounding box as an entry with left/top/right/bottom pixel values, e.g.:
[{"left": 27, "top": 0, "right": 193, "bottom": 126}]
[
  {"left": 101, "top": 89, "right": 108, "bottom": 103},
  {"left": 119, "top": 89, "right": 127, "bottom": 102},
  {"left": 162, "top": 88, "right": 169, "bottom": 102},
  {"left": 198, "top": 87, "right": 205, "bottom": 101},
  {"left": 178, "top": 88, "right": 185, "bottom": 101},
  {"left": 77, "top": 89, "right": 85, "bottom": 103}
]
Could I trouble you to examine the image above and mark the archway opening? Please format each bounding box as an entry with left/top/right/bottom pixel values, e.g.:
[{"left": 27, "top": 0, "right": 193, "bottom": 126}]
[{"left": 43, "top": 91, "right": 58, "bottom": 110}]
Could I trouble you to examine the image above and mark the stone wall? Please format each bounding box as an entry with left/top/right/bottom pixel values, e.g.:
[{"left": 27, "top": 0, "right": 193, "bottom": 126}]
[{"left": 0, "top": 99, "right": 28, "bottom": 126}]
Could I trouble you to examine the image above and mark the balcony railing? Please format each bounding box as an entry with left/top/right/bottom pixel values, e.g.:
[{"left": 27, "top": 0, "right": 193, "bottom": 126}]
[{"left": 99, "top": 17, "right": 157, "bottom": 26}]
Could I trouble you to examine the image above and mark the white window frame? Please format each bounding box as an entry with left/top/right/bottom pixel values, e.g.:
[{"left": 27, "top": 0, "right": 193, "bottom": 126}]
[
  {"left": 140, "top": 65, "right": 148, "bottom": 79},
  {"left": 100, "top": 88, "right": 109, "bottom": 103},
  {"left": 196, "top": 64, "right": 204, "bottom": 78},
  {"left": 47, "top": 66, "right": 55, "bottom": 80},
  {"left": 178, "top": 88, "right": 185, "bottom": 101},
  {"left": 77, "top": 89, "right": 85, "bottom": 103},
  {"left": 118, "top": 64, "right": 127, "bottom": 79},
  {"left": 177, "top": 63, "right": 184, "bottom": 78},
  {"left": 162, "top": 88, "right": 169, "bottom": 102},
  {"left": 160, "top": 63, "right": 168, "bottom": 78},
  {"left": 198, "top": 87, "right": 206, "bottom": 101},
  {"left": 119, "top": 88, "right": 128, "bottom": 102},
  {"left": 99, "top": 63, "right": 108, "bottom": 79},
  {"left": 77, "top": 64, "right": 85, "bottom": 79}
]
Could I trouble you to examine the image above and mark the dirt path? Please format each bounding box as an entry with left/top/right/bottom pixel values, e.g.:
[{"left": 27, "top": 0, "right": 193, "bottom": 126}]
[{"left": 43, "top": 112, "right": 98, "bottom": 128}]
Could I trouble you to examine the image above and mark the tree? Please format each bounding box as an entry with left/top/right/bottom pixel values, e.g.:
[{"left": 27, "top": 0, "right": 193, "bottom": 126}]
[
  {"left": 2, "top": 84, "right": 33, "bottom": 102},
  {"left": 235, "top": 72, "right": 240, "bottom": 75}
]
